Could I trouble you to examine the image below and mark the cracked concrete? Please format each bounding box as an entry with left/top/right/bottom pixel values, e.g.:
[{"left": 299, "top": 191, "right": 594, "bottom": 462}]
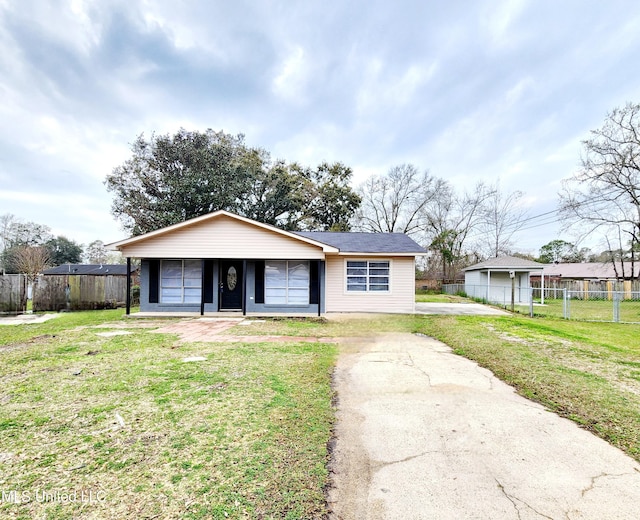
[{"left": 327, "top": 333, "right": 640, "bottom": 519}]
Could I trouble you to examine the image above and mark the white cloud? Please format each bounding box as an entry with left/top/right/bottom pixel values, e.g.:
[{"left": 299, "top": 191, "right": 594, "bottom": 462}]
[
  {"left": 272, "top": 45, "right": 309, "bottom": 103},
  {"left": 481, "top": 0, "right": 530, "bottom": 49},
  {"left": 356, "top": 60, "right": 437, "bottom": 115}
]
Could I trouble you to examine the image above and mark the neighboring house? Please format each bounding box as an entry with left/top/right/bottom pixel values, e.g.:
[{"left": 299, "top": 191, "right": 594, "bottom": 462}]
[
  {"left": 107, "top": 210, "right": 425, "bottom": 315},
  {"left": 43, "top": 264, "right": 135, "bottom": 277},
  {"left": 529, "top": 262, "right": 640, "bottom": 298},
  {"left": 464, "top": 256, "right": 545, "bottom": 304},
  {"left": 42, "top": 263, "right": 139, "bottom": 290},
  {"left": 530, "top": 262, "right": 640, "bottom": 282}
]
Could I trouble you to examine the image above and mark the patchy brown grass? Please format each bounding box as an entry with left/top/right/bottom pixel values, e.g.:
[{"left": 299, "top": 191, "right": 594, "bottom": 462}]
[{"left": 0, "top": 312, "right": 336, "bottom": 519}]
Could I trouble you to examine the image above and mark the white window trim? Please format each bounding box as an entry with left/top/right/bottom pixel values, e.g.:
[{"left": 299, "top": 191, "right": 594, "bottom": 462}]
[
  {"left": 344, "top": 258, "right": 392, "bottom": 294},
  {"left": 160, "top": 259, "right": 202, "bottom": 304}
]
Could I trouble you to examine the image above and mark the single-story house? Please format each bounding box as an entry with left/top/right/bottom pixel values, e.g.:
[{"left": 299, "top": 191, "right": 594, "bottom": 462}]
[
  {"left": 529, "top": 262, "right": 640, "bottom": 283},
  {"left": 107, "top": 210, "right": 425, "bottom": 315},
  {"left": 464, "top": 256, "right": 545, "bottom": 305},
  {"left": 529, "top": 262, "right": 640, "bottom": 298}
]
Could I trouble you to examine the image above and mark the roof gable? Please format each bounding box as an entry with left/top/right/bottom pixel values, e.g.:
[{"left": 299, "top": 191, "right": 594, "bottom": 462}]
[
  {"left": 108, "top": 211, "right": 426, "bottom": 258},
  {"left": 107, "top": 211, "right": 338, "bottom": 259},
  {"left": 108, "top": 211, "right": 335, "bottom": 251}
]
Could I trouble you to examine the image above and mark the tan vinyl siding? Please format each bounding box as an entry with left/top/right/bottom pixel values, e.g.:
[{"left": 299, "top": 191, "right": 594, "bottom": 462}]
[
  {"left": 325, "top": 256, "right": 416, "bottom": 313},
  {"left": 119, "top": 214, "right": 325, "bottom": 259}
]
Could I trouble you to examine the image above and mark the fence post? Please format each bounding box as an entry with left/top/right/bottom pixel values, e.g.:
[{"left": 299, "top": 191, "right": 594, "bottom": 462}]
[
  {"left": 613, "top": 291, "right": 620, "bottom": 323},
  {"left": 529, "top": 287, "right": 534, "bottom": 317},
  {"left": 563, "top": 288, "right": 569, "bottom": 319}
]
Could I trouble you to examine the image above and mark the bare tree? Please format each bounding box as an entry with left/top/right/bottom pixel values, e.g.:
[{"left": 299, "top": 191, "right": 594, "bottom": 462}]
[
  {"left": 0, "top": 215, "right": 53, "bottom": 274},
  {"left": 426, "top": 182, "right": 493, "bottom": 281},
  {"left": 354, "top": 165, "right": 499, "bottom": 281},
  {"left": 0, "top": 213, "right": 18, "bottom": 275},
  {"left": 559, "top": 102, "right": 640, "bottom": 278},
  {"left": 480, "top": 182, "right": 527, "bottom": 257},
  {"left": 12, "top": 246, "right": 50, "bottom": 311},
  {"left": 354, "top": 164, "right": 445, "bottom": 236},
  {"left": 13, "top": 246, "right": 51, "bottom": 286}
]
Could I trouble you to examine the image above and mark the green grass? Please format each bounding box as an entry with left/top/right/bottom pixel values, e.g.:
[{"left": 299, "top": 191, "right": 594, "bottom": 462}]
[
  {"left": 515, "top": 298, "right": 640, "bottom": 323},
  {"left": 0, "top": 311, "right": 336, "bottom": 519},
  {"left": 227, "top": 314, "right": 419, "bottom": 338},
  {"left": 416, "top": 315, "right": 640, "bottom": 461},
  {"left": 223, "top": 310, "right": 640, "bottom": 463},
  {"left": 2, "top": 307, "right": 640, "bottom": 519},
  {"left": 415, "top": 293, "right": 472, "bottom": 303},
  {"left": 0, "top": 309, "right": 131, "bottom": 345}
]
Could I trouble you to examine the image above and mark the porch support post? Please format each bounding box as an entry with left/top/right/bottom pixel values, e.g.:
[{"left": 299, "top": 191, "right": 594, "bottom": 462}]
[
  {"left": 126, "top": 257, "right": 131, "bottom": 316},
  {"left": 486, "top": 269, "right": 491, "bottom": 302},
  {"left": 317, "top": 260, "right": 322, "bottom": 317},
  {"left": 242, "top": 260, "right": 247, "bottom": 316},
  {"left": 200, "top": 259, "right": 205, "bottom": 316}
]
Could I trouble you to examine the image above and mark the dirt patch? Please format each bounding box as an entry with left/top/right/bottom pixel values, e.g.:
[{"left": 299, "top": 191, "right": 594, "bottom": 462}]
[
  {"left": 0, "top": 334, "right": 55, "bottom": 354},
  {"left": 150, "top": 318, "right": 342, "bottom": 344}
]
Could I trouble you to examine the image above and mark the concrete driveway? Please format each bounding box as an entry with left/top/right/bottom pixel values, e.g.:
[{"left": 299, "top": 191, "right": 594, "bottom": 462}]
[
  {"left": 414, "top": 302, "right": 510, "bottom": 316},
  {"left": 327, "top": 333, "right": 640, "bottom": 519}
]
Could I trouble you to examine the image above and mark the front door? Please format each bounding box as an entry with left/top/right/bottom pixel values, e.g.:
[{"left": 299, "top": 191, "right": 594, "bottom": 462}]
[{"left": 219, "top": 260, "right": 243, "bottom": 310}]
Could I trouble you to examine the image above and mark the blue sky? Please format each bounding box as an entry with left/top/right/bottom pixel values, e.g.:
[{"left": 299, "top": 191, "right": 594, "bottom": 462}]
[{"left": 1, "top": 0, "right": 639, "bottom": 254}]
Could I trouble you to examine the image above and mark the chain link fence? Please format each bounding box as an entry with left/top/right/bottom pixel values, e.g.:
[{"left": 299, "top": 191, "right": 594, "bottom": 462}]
[{"left": 442, "top": 283, "right": 640, "bottom": 324}]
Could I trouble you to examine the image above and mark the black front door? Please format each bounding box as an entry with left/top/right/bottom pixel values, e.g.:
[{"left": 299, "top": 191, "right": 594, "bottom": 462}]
[{"left": 219, "top": 260, "right": 243, "bottom": 310}]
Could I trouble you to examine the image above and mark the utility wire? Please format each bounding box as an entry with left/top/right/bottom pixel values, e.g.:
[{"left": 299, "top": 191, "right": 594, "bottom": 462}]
[{"left": 462, "top": 195, "right": 626, "bottom": 246}]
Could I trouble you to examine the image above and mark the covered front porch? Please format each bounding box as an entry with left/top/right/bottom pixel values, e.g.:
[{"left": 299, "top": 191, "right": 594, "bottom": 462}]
[
  {"left": 126, "top": 310, "right": 325, "bottom": 319},
  {"left": 135, "top": 258, "right": 326, "bottom": 317}
]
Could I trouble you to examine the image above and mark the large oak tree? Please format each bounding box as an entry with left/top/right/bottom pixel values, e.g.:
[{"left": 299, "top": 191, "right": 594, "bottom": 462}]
[{"left": 106, "top": 129, "right": 360, "bottom": 235}]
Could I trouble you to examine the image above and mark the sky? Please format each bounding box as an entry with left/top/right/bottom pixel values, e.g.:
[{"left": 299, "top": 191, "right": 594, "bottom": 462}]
[{"left": 1, "top": 0, "right": 640, "bottom": 255}]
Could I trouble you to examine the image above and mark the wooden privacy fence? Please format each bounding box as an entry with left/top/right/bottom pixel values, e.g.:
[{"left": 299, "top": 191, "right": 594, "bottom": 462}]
[
  {"left": 0, "top": 274, "right": 27, "bottom": 314},
  {"left": 33, "top": 274, "right": 128, "bottom": 311}
]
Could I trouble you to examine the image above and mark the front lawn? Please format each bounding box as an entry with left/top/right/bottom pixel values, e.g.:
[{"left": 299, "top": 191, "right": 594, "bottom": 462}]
[
  {"left": 0, "top": 311, "right": 336, "bottom": 519},
  {"left": 515, "top": 297, "right": 640, "bottom": 323},
  {"left": 2, "top": 309, "right": 639, "bottom": 520},
  {"left": 418, "top": 315, "right": 640, "bottom": 461}
]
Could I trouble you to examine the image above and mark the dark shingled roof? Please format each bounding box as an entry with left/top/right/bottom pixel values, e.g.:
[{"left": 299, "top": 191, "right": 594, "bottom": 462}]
[
  {"left": 43, "top": 264, "right": 133, "bottom": 276},
  {"left": 293, "top": 231, "right": 425, "bottom": 253}
]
